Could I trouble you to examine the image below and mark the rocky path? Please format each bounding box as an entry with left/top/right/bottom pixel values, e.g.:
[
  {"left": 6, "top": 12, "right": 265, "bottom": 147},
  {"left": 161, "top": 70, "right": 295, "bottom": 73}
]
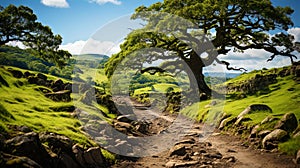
[{"left": 110, "top": 97, "right": 298, "bottom": 168}]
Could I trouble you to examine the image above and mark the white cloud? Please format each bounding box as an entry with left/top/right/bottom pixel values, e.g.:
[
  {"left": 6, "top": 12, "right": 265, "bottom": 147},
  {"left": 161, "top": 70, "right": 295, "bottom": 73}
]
[
  {"left": 41, "top": 0, "right": 69, "bottom": 8},
  {"left": 59, "top": 40, "right": 86, "bottom": 55},
  {"left": 89, "top": 0, "right": 122, "bottom": 5},
  {"left": 216, "top": 48, "right": 294, "bottom": 72},
  {"left": 288, "top": 27, "right": 300, "bottom": 42},
  {"left": 6, "top": 41, "right": 27, "bottom": 49},
  {"left": 59, "top": 39, "right": 121, "bottom": 56}
]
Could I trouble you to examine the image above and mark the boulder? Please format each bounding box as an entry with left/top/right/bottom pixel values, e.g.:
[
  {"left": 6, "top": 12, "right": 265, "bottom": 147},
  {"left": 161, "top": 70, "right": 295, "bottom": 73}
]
[
  {"left": 72, "top": 144, "right": 85, "bottom": 167},
  {"left": 45, "top": 90, "right": 71, "bottom": 102},
  {"left": 169, "top": 144, "right": 187, "bottom": 156},
  {"left": 83, "top": 147, "right": 105, "bottom": 167},
  {"left": 52, "top": 79, "right": 64, "bottom": 92},
  {"left": 238, "top": 104, "right": 272, "bottom": 119},
  {"left": 37, "top": 73, "right": 47, "bottom": 81},
  {"left": 2, "top": 153, "right": 42, "bottom": 168},
  {"left": 24, "top": 71, "right": 34, "bottom": 78},
  {"left": 234, "top": 117, "right": 252, "bottom": 126},
  {"left": 262, "top": 129, "right": 289, "bottom": 150},
  {"left": 28, "top": 76, "right": 39, "bottom": 84},
  {"left": 295, "top": 150, "right": 300, "bottom": 164},
  {"left": 175, "top": 138, "right": 196, "bottom": 145},
  {"left": 249, "top": 125, "right": 260, "bottom": 138},
  {"left": 218, "top": 117, "right": 237, "bottom": 130},
  {"left": 257, "top": 130, "right": 272, "bottom": 138},
  {"left": 5, "top": 132, "right": 53, "bottom": 168},
  {"left": 8, "top": 69, "right": 23, "bottom": 78},
  {"left": 293, "top": 125, "right": 300, "bottom": 138},
  {"left": 57, "top": 153, "right": 81, "bottom": 168},
  {"left": 261, "top": 116, "right": 278, "bottom": 125},
  {"left": 274, "top": 113, "right": 298, "bottom": 133},
  {"left": 40, "top": 132, "right": 73, "bottom": 151}
]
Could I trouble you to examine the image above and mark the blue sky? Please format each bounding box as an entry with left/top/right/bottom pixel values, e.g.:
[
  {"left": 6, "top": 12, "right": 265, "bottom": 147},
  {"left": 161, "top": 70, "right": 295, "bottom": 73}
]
[
  {"left": 1, "top": 0, "right": 161, "bottom": 43},
  {"left": 1, "top": 0, "right": 300, "bottom": 71}
]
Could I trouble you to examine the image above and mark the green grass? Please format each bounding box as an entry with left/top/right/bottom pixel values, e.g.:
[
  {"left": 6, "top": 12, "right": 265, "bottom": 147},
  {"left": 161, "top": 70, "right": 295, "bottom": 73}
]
[
  {"left": 179, "top": 67, "right": 300, "bottom": 155},
  {"left": 0, "top": 66, "right": 92, "bottom": 145},
  {"left": 278, "top": 136, "right": 300, "bottom": 155}
]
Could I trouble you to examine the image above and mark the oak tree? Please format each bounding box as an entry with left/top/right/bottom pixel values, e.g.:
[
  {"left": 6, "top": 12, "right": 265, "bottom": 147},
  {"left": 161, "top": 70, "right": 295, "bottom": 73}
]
[
  {"left": 0, "top": 5, "right": 71, "bottom": 67},
  {"left": 105, "top": 0, "right": 298, "bottom": 96}
]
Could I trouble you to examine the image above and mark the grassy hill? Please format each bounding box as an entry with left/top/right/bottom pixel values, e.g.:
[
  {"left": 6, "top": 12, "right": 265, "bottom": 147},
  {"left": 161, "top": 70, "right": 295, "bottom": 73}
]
[
  {"left": 181, "top": 64, "right": 300, "bottom": 155},
  {"left": 0, "top": 66, "right": 90, "bottom": 144}
]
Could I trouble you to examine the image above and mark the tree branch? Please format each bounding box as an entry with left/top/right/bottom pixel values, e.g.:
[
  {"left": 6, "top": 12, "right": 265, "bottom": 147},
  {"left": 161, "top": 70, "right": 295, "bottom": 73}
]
[{"left": 216, "top": 58, "right": 247, "bottom": 72}]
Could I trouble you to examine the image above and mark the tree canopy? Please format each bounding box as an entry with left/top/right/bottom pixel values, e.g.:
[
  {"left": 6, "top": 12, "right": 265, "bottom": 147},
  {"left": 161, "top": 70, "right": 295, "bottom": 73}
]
[
  {"left": 105, "top": 0, "right": 299, "bottom": 96},
  {"left": 0, "top": 4, "right": 71, "bottom": 67}
]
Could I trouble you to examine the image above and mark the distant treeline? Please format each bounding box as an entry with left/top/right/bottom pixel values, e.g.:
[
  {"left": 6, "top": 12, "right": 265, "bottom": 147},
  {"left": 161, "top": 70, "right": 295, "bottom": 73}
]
[{"left": 0, "top": 46, "right": 109, "bottom": 80}]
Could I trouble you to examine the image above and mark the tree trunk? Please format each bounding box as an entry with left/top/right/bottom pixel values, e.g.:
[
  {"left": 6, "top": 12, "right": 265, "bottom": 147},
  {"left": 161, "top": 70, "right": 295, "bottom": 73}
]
[{"left": 185, "top": 53, "right": 212, "bottom": 99}]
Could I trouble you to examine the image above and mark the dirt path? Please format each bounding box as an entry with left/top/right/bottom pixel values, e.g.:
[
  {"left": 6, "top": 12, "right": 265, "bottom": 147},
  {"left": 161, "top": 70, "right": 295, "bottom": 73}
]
[
  {"left": 110, "top": 97, "right": 298, "bottom": 168},
  {"left": 208, "top": 132, "right": 297, "bottom": 168}
]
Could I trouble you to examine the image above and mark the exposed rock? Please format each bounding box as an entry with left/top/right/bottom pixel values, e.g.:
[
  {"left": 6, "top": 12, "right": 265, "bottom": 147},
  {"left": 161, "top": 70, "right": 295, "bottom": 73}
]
[
  {"left": 114, "top": 121, "right": 133, "bottom": 130},
  {"left": 116, "top": 115, "right": 134, "bottom": 123},
  {"left": 257, "top": 130, "right": 272, "bottom": 139},
  {"left": 165, "top": 160, "right": 176, "bottom": 168},
  {"left": 64, "top": 82, "right": 72, "bottom": 91},
  {"left": 134, "top": 121, "right": 149, "bottom": 134},
  {"left": 217, "top": 113, "right": 232, "bottom": 127},
  {"left": 71, "top": 83, "right": 80, "bottom": 93},
  {"left": 274, "top": 113, "right": 298, "bottom": 133},
  {"left": 234, "top": 117, "right": 252, "bottom": 126},
  {"left": 5, "top": 132, "right": 53, "bottom": 168},
  {"left": 39, "top": 132, "right": 73, "bottom": 154},
  {"left": 79, "top": 89, "right": 94, "bottom": 105},
  {"left": 34, "top": 86, "right": 52, "bottom": 94},
  {"left": 174, "top": 161, "right": 199, "bottom": 167},
  {"left": 293, "top": 125, "right": 300, "bottom": 138},
  {"left": 83, "top": 147, "right": 105, "bottom": 167},
  {"left": 116, "top": 104, "right": 135, "bottom": 116},
  {"left": 223, "top": 156, "right": 236, "bottom": 163},
  {"left": 261, "top": 116, "right": 279, "bottom": 125},
  {"left": 0, "top": 75, "right": 9, "bottom": 87},
  {"left": 262, "top": 129, "right": 289, "bottom": 150},
  {"left": 72, "top": 144, "right": 86, "bottom": 167},
  {"left": 219, "top": 117, "right": 237, "bottom": 130},
  {"left": 295, "top": 150, "right": 300, "bottom": 164},
  {"left": 8, "top": 125, "right": 32, "bottom": 133},
  {"left": 2, "top": 152, "right": 42, "bottom": 168},
  {"left": 45, "top": 90, "right": 71, "bottom": 102},
  {"left": 79, "top": 83, "right": 92, "bottom": 93},
  {"left": 28, "top": 76, "right": 38, "bottom": 84},
  {"left": 238, "top": 104, "right": 272, "bottom": 119},
  {"left": 204, "top": 152, "right": 222, "bottom": 159},
  {"left": 8, "top": 69, "right": 23, "bottom": 78},
  {"left": 169, "top": 144, "right": 187, "bottom": 156},
  {"left": 57, "top": 153, "right": 81, "bottom": 168},
  {"left": 37, "top": 73, "right": 47, "bottom": 81},
  {"left": 52, "top": 79, "right": 64, "bottom": 92},
  {"left": 50, "top": 105, "right": 76, "bottom": 112},
  {"left": 249, "top": 125, "right": 260, "bottom": 138},
  {"left": 175, "top": 138, "right": 196, "bottom": 145},
  {"left": 226, "top": 74, "right": 277, "bottom": 94},
  {"left": 24, "top": 71, "right": 34, "bottom": 78}
]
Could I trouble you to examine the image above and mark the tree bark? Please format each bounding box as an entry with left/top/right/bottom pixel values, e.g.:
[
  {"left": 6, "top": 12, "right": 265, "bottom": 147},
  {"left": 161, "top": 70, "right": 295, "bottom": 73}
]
[{"left": 185, "top": 52, "right": 212, "bottom": 99}]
